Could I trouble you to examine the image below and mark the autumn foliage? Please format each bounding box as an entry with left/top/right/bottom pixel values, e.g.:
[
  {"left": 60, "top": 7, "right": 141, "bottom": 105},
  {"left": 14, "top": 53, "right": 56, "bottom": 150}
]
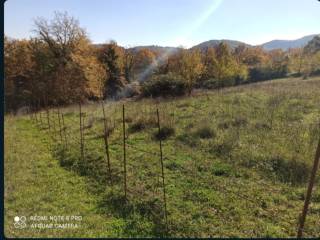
[{"left": 4, "top": 12, "right": 320, "bottom": 112}]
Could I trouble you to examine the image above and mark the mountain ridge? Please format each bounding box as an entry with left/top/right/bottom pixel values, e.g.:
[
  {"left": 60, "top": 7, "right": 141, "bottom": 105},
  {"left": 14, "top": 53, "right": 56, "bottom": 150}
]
[
  {"left": 93, "top": 34, "right": 319, "bottom": 52},
  {"left": 260, "top": 34, "right": 318, "bottom": 51}
]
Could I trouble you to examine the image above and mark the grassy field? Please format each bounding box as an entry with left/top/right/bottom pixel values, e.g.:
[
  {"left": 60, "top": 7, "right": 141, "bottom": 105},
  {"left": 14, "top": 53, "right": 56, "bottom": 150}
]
[{"left": 4, "top": 76, "right": 320, "bottom": 237}]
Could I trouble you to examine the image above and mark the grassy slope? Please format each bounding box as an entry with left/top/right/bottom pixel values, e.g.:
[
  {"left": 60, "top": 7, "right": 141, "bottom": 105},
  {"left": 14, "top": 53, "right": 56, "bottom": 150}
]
[
  {"left": 4, "top": 117, "right": 128, "bottom": 238},
  {"left": 4, "top": 76, "right": 320, "bottom": 237}
]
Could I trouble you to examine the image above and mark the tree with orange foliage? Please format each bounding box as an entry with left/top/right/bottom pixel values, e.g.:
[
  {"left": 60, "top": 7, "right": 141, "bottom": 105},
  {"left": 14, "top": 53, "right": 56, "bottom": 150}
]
[
  {"left": 33, "top": 11, "right": 105, "bottom": 103},
  {"left": 4, "top": 37, "right": 35, "bottom": 112},
  {"left": 132, "top": 48, "right": 156, "bottom": 82},
  {"left": 168, "top": 48, "right": 203, "bottom": 94}
]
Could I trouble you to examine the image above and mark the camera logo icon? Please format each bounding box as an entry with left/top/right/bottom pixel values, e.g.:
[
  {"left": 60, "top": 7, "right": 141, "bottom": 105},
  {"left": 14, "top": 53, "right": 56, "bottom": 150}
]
[{"left": 14, "top": 216, "right": 27, "bottom": 229}]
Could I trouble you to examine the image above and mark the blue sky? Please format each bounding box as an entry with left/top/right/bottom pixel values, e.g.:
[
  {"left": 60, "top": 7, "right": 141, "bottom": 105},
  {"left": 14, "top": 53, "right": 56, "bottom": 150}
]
[{"left": 4, "top": 0, "right": 320, "bottom": 47}]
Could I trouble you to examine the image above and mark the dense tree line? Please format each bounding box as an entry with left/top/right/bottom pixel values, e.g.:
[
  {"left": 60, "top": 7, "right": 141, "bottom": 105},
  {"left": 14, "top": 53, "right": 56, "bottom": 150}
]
[{"left": 4, "top": 12, "right": 320, "bottom": 112}]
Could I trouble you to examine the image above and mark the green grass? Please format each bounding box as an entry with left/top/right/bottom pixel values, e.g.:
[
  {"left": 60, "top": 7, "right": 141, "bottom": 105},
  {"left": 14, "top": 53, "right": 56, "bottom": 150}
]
[
  {"left": 5, "top": 76, "right": 320, "bottom": 237},
  {"left": 4, "top": 117, "right": 128, "bottom": 238}
]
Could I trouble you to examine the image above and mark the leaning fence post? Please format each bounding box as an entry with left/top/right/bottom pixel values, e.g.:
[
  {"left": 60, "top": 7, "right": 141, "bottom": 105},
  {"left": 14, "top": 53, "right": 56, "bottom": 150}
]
[
  {"left": 156, "top": 108, "right": 169, "bottom": 233},
  {"left": 297, "top": 136, "right": 320, "bottom": 238},
  {"left": 101, "top": 101, "right": 112, "bottom": 183},
  {"left": 79, "top": 102, "right": 84, "bottom": 163}
]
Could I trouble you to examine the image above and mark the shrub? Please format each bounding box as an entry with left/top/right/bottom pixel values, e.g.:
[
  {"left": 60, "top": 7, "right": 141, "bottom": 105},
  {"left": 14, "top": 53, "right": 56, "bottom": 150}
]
[
  {"left": 128, "top": 121, "right": 146, "bottom": 133},
  {"left": 202, "top": 78, "right": 237, "bottom": 89},
  {"left": 128, "top": 115, "right": 158, "bottom": 134},
  {"left": 269, "top": 157, "right": 310, "bottom": 185},
  {"left": 210, "top": 132, "right": 239, "bottom": 158},
  {"left": 98, "top": 190, "right": 133, "bottom": 216},
  {"left": 154, "top": 126, "right": 175, "bottom": 140},
  {"left": 141, "top": 73, "right": 188, "bottom": 97},
  {"left": 194, "top": 125, "right": 216, "bottom": 139},
  {"left": 201, "top": 79, "right": 220, "bottom": 89},
  {"left": 218, "top": 117, "right": 247, "bottom": 129},
  {"left": 176, "top": 133, "right": 198, "bottom": 147},
  {"left": 135, "top": 198, "right": 163, "bottom": 218},
  {"left": 248, "top": 66, "right": 287, "bottom": 82}
]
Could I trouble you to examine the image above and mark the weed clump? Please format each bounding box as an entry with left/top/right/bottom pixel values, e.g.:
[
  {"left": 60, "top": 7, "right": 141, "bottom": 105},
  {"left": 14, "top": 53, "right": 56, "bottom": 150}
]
[
  {"left": 254, "top": 122, "right": 271, "bottom": 130},
  {"left": 154, "top": 126, "right": 175, "bottom": 140},
  {"left": 212, "top": 164, "right": 233, "bottom": 176},
  {"left": 125, "top": 116, "right": 133, "bottom": 123},
  {"left": 218, "top": 116, "right": 247, "bottom": 129},
  {"left": 98, "top": 190, "right": 133, "bottom": 216},
  {"left": 243, "top": 155, "right": 311, "bottom": 185},
  {"left": 53, "top": 145, "right": 75, "bottom": 168},
  {"left": 178, "top": 123, "right": 216, "bottom": 145},
  {"left": 194, "top": 126, "right": 216, "bottom": 139},
  {"left": 176, "top": 133, "right": 198, "bottom": 147},
  {"left": 210, "top": 141, "right": 235, "bottom": 158},
  {"left": 165, "top": 161, "right": 183, "bottom": 171},
  {"left": 268, "top": 157, "right": 310, "bottom": 185},
  {"left": 232, "top": 116, "right": 248, "bottom": 127},
  {"left": 128, "top": 121, "right": 146, "bottom": 133}
]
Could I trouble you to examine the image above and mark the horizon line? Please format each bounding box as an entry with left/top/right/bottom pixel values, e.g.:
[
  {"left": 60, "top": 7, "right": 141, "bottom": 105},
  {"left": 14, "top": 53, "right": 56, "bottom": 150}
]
[{"left": 6, "top": 32, "right": 319, "bottom": 49}]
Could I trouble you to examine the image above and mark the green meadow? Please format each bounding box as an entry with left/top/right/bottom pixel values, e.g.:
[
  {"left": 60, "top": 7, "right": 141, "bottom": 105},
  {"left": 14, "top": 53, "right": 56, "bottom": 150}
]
[{"left": 5, "top": 76, "right": 320, "bottom": 238}]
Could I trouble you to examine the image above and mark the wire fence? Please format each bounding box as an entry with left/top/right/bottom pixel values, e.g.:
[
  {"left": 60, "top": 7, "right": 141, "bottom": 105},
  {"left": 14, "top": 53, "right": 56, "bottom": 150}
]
[{"left": 28, "top": 98, "right": 320, "bottom": 237}]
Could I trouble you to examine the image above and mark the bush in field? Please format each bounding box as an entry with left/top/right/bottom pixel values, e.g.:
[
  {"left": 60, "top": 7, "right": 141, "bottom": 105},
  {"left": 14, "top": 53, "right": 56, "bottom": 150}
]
[
  {"left": 194, "top": 125, "right": 216, "bottom": 139},
  {"left": 128, "top": 121, "right": 146, "bottom": 133},
  {"left": 201, "top": 79, "right": 220, "bottom": 89},
  {"left": 268, "top": 157, "right": 310, "bottom": 185},
  {"left": 141, "top": 73, "right": 188, "bottom": 97},
  {"left": 154, "top": 126, "right": 175, "bottom": 140},
  {"left": 248, "top": 66, "right": 287, "bottom": 82}
]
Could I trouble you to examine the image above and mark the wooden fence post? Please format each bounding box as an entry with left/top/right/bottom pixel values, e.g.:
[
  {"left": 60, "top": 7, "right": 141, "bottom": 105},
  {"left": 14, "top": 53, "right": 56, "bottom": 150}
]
[
  {"left": 46, "top": 107, "right": 51, "bottom": 131},
  {"left": 57, "top": 108, "right": 63, "bottom": 144},
  {"left": 79, "top": 103, "right": 84, "bottom": 162},
  {"left": 39, "top": 111, "right": 43, "bottom": 127},
  {"left": 156, "top": 108, "right": 169, "bottom": 233},
  {"left": 61, "top": 112, "right": 68, "bottom": 149},
  {"left": 34, "top": 109, "right": 38, "bottom": 125},
  {"left": 122, "top": 104, "right": 127, "bottom": 200},
  {"left": 297, "top": 136, "right": 320, "bottom": 238},
  {"left": 36, "top": 101, "right": 42, "bottom": 127},
  {"left": 101, "top": 101, "right": 112, "bottom": 183},
  {"left": 52, "top": 109, "right": 57, "bottom": 136}
]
